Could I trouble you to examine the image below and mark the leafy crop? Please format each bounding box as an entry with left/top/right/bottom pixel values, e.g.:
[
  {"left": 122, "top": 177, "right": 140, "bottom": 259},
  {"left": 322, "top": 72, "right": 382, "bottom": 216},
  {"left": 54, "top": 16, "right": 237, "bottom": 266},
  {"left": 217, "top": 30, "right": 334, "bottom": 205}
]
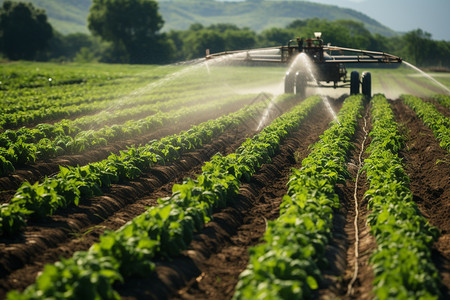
[
  {"left": 0, "top": 94, "right": 297, "bottom": 236},
  {"left": 364, "top": 94, "right": 441, "bottom": 299},
  {"left": 7, "top": 95, "right": 321, "bottom": 299},
  {"left": 233, "top": 95, "right": 364, "bottom": 299},
  {"left": 0, "top": 93, "right": 253, "bottom": 176},
  {"left": 432, "top": 94, "right": 450, "bottom": 110},
  {"left": 402, "top": 94, "right": 450, "bottom": 151}
]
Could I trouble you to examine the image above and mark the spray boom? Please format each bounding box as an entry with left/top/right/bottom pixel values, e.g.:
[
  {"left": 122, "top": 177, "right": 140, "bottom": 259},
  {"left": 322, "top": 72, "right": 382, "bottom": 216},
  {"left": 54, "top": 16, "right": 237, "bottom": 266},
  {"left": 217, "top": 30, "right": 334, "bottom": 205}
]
[{"left": 206, "top": 34, "right": 402, "bottom": 97}]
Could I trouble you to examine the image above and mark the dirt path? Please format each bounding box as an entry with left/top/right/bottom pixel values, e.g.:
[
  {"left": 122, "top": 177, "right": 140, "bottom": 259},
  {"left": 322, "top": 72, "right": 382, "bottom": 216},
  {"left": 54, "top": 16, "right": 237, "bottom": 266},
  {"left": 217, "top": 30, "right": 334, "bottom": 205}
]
[
  {"left": 316, "top": 101, "right": 376, "bottom": 300},
  {"left": 112, "top": 99, "right": 342, "bottom": 299},
  {"left": 320, "top": 97, "right": 450, "bottom": 300}
]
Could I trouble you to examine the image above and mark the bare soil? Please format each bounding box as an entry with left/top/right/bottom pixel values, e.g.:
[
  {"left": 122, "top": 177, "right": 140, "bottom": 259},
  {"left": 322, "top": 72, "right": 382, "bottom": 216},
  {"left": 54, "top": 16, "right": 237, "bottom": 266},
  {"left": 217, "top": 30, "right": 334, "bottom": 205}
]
[{"left": 317, "top": 102, "right": 376, "bottom": 300}]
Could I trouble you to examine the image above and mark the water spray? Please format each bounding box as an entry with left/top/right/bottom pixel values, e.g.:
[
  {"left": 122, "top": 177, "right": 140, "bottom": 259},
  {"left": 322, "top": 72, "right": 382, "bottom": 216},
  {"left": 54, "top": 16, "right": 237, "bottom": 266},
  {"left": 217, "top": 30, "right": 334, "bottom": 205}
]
[
  {"left": 256, "top": 95, "right": 277, "bottom": 131},
  {"left": 322, "top": 95, "right": 340, "bottom": 125},
  {"left": 402, "top": 61, "right": 450, "bottom": 95},
  {"left": 293, "top": 53, "right": 340, "bottom": 124}
]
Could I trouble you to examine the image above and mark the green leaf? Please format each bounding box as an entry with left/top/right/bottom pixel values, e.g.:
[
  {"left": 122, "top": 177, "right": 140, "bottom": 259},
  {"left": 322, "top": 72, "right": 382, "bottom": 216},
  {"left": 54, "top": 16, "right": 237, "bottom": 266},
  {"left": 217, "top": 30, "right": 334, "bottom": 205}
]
[{"left": 306, "top": 275, "right": 318, "bottom": 290}]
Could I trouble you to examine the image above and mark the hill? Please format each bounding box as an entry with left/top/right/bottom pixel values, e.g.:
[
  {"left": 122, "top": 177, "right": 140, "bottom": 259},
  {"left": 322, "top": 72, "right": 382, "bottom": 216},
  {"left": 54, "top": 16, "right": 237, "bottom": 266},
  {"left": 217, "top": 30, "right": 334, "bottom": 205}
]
[
  {"left": 0, "top": 0, "right": 92, "bottom": 34},
  {"left": 0, "top": 0, "right": 397, "bottom": 36}
]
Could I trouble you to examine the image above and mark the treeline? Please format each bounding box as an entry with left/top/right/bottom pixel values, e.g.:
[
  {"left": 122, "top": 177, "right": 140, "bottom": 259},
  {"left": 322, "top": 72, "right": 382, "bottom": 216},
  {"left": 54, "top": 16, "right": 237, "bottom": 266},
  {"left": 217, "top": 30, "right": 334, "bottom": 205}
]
[{"left": 1, "top": 0, "right": 449, "bottom": 67}]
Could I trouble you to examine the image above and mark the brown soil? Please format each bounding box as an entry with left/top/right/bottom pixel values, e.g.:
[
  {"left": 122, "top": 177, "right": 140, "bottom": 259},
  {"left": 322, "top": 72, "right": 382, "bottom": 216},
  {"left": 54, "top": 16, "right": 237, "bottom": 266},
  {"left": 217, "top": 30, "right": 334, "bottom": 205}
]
[
  {"left": 317, "top": 102, "right": 376, "bottom": 300},
  {"left": 1, "top": 94, "right": 448, "bottom": 300},
  {"left": 341, "top": 104, "right": 376, "bottom": 300},
  {"left": 0, "top": 95, "right": 297, "bottom": 299},
  {"left": 391, "top": 99, "right": 450, "bottom": 298},
  {"left": 114, "top": 99, "right": 338, "bottom": 300}
]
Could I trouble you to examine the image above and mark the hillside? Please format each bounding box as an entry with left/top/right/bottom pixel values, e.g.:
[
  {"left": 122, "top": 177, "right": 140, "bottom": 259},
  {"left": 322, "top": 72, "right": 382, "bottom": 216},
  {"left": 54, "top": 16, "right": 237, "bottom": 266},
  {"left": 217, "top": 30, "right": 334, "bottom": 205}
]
[
  {"left": 0, "top": 0, "right": 396, "bottom": 36},
  {"left": 0, "top": 0, "right": 92, "bottom": 34}
]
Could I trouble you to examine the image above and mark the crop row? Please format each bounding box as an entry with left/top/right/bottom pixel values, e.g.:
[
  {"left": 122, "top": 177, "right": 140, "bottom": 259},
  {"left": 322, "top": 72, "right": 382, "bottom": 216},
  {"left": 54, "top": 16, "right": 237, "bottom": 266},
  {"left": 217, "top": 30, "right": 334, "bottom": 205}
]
[
  {"left": 233, "top": 95, "right": 364, "bottom": 299},
  {"left": 0, "top": 68, "right": 122, "bottom": 91},
  {"left": 0, "top": 63, "right": 244, "bottom": 112},
  {"left": 432, "top": 94, "right": 450, "bottom": 110},
  {"left": 1, "top": 82, "right": 137, "bottom": 114},
  {"left": 0, "top": 97, "right": 113, "bottom": 130},
  {"left": 0, "top": 93, "right": 288, "bottom": 236},
  {"left": 0, "top": 64, "right": 282, "bottom": 130},
  {"left": 0, "top": 86, "right": 233, "bottom": 145},
  {"left": 1, "top": 77, "right": 228, "bottom": 116},
  {"left": 0, "top": 80, "right": 231, "bottom": 130},
  {"left": 364, "top": 94, "right": 441, "bottom": 299},
  {"left": 6, "top": 95, "right": 321, "bottom": 299},
  {"left": 54, "top": 89, "right": 235, "bottom": 133},
  {"left": 401, "top": 94, "right": 450, "bottom": 151},
  {"left": 0, "top": 93, "right": 255, "bottom": 176}
]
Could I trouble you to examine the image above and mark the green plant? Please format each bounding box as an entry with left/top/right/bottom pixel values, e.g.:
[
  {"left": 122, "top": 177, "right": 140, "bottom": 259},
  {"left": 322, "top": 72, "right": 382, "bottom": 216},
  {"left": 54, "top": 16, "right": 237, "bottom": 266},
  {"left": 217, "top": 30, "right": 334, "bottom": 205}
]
[
  {"left": 7, "top": 94, "right": 320, "bottom": 299},
  {"left": 402, "top": 94, "right": 450, "bottom": 152},
  {"left": 365, "top": 94, "right": 441, "bottom": 299},
  {"left": 234, "top": 95, "right": 364, "bottom": 299}
]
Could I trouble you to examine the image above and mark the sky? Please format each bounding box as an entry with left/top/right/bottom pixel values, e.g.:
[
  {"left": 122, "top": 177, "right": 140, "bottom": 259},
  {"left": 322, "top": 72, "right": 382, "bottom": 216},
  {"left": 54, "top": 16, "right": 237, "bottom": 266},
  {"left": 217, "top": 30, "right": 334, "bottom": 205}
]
[{"left": 306, "top": 0, "right": 450, "bottom": 41}]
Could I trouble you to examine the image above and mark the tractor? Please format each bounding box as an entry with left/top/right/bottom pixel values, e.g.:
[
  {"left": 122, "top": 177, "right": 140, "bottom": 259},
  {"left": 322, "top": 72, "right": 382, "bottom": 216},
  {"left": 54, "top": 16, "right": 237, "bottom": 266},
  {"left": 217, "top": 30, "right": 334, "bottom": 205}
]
[{"left": 205, "top": 32, "right": 402, "bottom": 97}]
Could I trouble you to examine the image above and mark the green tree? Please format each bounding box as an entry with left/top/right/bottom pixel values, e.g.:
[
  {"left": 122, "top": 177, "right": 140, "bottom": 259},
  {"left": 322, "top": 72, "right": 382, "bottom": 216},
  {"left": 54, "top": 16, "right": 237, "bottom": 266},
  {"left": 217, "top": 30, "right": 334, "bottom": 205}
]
[
  {"left": 207, "top": 23, "right": 256, "bottom": 51},
  {"left": 0, "top": 1, "right": 53, "bottom": 60},
  {"left": 403, "top": 29, "right": 432, "bottom": 66},
  {"left": 286, "top": 18, "right": 376, "bottom": 50},
  {"left": 172, "top": 23, "right": 257, "bottom": 60},
  {"left": 208, "top": 23, "right": 240, "bottom": 33},
  {"left": 183, "top": 29, "right": 225, "bottom": 60},
  {"left": 188, "top": 23, "right": 204, "bottom": 32},
  {"left": 259, "top": 27, "right": 295, "bottom": 47},
  {"left": 88, "top": 0, "right": 171, "bottom": 64},
  {"left": 223, "top": 29, "right": 256, "bottom": 51},
  {"left": 286, "top": 19, "right": 307, "bottom": 29},
  {"left": 48, "top": 32, "right": 109, "bottom": 62}
]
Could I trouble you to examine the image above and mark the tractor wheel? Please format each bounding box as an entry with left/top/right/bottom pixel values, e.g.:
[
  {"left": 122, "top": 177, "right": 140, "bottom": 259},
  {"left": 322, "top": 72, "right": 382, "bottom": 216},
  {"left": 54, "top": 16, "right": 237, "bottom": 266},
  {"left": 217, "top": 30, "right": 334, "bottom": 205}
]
[
  {"left": 350, "top": 71, "right": 360, "bottom": 95},
  {"left": 362, "top": 71, "right": 372, "bottom": 98},
  {"left": 284, "top": 71, "right": 295, "bottom": 93},
  {"left": 295, "top": 71, "right": 307, "bottom": 98}
]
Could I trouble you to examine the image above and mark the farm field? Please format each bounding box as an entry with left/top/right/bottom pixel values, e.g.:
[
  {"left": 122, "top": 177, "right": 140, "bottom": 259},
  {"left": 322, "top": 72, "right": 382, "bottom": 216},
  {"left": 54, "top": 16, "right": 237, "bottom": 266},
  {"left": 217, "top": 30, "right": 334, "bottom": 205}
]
[
  {"left": 0, "top": 61, "right": 449, "bottom": 300},
  {"left": 347, "top": 66, "right": 450, "bottom": 99}
]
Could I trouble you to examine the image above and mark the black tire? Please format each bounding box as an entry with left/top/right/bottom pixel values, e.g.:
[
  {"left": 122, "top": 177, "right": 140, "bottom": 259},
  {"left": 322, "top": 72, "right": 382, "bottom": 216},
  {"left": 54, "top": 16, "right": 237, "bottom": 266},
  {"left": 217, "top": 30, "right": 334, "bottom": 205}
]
[
  {"left": 284, "top": 71, "right": 295, "bottom": 93},
  {"left": 295, "top": 71, "right": 307, "bottom": 98},
  {"left": 362, "top": 71, "right": 372, "bottom": 98},
  {"left": 350, "top": 71, "right": 360, "bottom": 95}
]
